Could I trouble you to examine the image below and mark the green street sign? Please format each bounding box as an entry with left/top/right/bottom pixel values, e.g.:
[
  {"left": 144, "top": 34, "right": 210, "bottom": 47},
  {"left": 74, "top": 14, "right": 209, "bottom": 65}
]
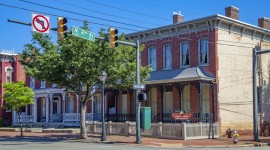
[{"left": 72, "top": 26, "right": 95, "bottom": 41}]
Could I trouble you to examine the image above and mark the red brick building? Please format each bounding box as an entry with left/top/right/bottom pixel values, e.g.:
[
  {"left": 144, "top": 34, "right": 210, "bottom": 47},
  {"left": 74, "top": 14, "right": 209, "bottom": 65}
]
[{"left": 125, "top": 6, "right": 270, "bottom": 134}]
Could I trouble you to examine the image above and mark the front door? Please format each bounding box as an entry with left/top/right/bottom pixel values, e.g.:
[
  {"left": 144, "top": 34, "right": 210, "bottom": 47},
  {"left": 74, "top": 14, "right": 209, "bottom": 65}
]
[{"left": 40, "top": 98, "right": 46, "bottom": 122}]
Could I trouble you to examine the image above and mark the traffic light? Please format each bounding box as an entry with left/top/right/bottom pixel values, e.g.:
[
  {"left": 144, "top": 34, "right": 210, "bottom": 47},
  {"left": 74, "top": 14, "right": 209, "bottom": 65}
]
[
  {"left": 57, "top": 17, "right": 68, "bottom": 40},
  {"left": 109, "top": 28, "right": 118, "bottom": 48}
]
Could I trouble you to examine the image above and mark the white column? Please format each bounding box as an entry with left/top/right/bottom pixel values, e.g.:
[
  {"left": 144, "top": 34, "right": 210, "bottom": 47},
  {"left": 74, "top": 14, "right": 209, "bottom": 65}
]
[
  {"left": 34, "top": 98, "right": 37, "bottom": 123},
  {"left": 50, "top": 94, "right": 53, "bottom": 122},
  {"left": 76, "top": 94, "right": 79, "bottom": 113},
  {"left": 25, "top": 105, "right": 28, "bottom": 115},
  {"left": 63, "top": 92, "right": 66, "bottom": 114},
  {"left": 46, "top": 96, "right": 49, "bottom": 123},
  {"left": 13, "top": 110, "right": 16, "bottom": 124}
]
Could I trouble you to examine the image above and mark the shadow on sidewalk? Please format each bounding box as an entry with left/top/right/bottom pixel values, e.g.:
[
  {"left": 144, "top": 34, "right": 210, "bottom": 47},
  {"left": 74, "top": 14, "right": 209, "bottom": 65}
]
[{"left": 0, "top": 134, "right": 80, "bottom": 143}]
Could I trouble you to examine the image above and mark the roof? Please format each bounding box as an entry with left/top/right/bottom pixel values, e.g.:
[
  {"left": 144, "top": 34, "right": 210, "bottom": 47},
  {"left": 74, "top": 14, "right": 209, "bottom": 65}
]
[
  {"left": 126, "top": 14, "right": 270, "bottom": 41},
  {"left": 146, "top": 67, "right": 215, "bottom": 84}
]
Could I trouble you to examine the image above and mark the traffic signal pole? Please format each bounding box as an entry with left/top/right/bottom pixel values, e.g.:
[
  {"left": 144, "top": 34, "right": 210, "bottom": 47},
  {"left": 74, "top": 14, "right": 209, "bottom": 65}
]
[{"left": 92, "top": 37, "right": 142, "bottom": 144}]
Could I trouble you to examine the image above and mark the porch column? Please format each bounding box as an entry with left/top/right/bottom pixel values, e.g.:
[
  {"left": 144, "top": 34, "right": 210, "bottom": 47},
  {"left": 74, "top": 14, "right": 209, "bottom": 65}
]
[
  {"left": 50, "top": 94, "right": 53, "bottom": 122},
  {"left": 76, "top": 94, "right": 79, "bottom": 113},
  {"left": 33, "top": 98, "right": 37, "bottom": 123},
  {"left": 198, "top": 82, "right": 202, "bottom": 122},
  {"left": 13, "top": 110, "right": 16, "bottom": 124},
  {"left": 25, "top": 105, "right": 28, "bottom": 115},
  {"left": 62, "top": 92, "right": 66, "bottom": 114},
  {"left": 46, "top": 96, "right": 49, "bottom": 123}
]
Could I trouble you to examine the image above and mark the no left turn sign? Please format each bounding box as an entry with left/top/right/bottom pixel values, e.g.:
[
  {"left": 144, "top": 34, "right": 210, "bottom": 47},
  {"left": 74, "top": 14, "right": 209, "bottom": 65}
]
[{"left": 32, "top": 14, "right": 50, "bottom": 34}]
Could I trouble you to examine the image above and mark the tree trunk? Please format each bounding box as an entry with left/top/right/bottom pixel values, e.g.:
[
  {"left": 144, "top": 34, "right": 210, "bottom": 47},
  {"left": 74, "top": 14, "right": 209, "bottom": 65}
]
[
  {"left": 18, "top": 111, "right": 23, "bottom": 137},
  {"left": 80, "top": 101, "right": 87, "bottom": 139}
]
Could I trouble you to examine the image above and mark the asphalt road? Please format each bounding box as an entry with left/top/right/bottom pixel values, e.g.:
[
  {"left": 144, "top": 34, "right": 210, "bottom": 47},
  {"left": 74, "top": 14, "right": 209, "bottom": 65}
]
[{"left": 0, "top": 137, "right": 270, "bottom": 150}]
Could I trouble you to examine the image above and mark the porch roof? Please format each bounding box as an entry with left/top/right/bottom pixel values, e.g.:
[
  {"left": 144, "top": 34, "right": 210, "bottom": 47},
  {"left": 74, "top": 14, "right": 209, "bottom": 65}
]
[{"left": 145, "top": 67, "right": 215, "bottom": 84}]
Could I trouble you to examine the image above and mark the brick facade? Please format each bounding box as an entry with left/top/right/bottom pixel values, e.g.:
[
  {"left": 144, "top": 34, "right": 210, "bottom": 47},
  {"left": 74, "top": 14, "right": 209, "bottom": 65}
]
[
  {"left": 225, "top": 6, "right": 239, "bottom": 20},
  {"left": 258, "top": 17, "right": 270, "bottom": 30}
]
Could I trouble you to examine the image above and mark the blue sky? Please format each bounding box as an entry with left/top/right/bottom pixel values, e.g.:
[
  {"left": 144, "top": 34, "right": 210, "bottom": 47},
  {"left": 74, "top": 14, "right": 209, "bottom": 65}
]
[{"left": 1, "top": 0, "right": 270, "bottom": 53}]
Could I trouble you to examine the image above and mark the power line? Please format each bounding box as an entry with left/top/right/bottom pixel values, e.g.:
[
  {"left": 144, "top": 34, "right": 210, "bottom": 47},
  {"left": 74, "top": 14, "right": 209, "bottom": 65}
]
[
  {"left": 0, "top": 3, "right": 139, "bottom": 32},
  {"left": 19, "top": 0, "right": 151, "bottom": 30},
  {"left": 52, "top": 0, "right": 162, "bottom": 26},
  {"left": 84, "top": 0, "right": 170, "bottom": 21}
]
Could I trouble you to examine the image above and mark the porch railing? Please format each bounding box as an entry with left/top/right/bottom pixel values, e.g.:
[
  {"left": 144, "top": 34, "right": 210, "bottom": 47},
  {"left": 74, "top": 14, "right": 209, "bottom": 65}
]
[
  {"left": 63, "top": 113, "right": 96, "bottom": 123},
  {"left": 162, "top": 113, "right": 217, "bottom": 123},
  {"left": 105, "top": 114, "right": 136, "bottom": 122},
  {"left": 51, "top": 114, "right": 63, "bottom": 122},
  {"left": 15, "top": 115, "right": 33, "bottom": 123}
]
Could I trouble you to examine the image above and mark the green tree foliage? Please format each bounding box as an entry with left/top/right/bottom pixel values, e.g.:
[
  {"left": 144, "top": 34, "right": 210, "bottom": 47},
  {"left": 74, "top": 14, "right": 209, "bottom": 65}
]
[
  {"left": 20, "top": 25, "right": 150, "bottom": 139},
  {"left": 3, "top": 81, "right": 34, "bottom": 136}
]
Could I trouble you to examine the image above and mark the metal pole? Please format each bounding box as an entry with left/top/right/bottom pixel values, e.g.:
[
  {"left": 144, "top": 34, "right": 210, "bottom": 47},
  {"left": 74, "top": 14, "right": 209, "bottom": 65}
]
[
  {"left": 135, "top": 40, "right": 141, "bottom": 144},
  {"left": 253, "top": 48, "right": 259, "bottom": 142},
  {"left": 101, "top": 80, "right": 107, "bottom": 141}
]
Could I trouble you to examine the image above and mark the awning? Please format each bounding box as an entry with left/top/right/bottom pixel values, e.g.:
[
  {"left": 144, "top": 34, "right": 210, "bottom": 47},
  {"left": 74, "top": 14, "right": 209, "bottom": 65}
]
[{"left": 145, "top": 67, "right": 215, "bottom": 84}]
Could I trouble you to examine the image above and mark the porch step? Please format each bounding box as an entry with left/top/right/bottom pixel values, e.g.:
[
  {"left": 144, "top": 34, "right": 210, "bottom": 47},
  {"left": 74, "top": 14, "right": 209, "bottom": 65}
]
[
  {"left": 31, "top": 123, "right": 64, "bottom": 129},
  {"left": 42, "top": 128, "right": 79, "bottom": 134},
  {"left": 0, "top": 128, "right": 19, "bottom": 132}
]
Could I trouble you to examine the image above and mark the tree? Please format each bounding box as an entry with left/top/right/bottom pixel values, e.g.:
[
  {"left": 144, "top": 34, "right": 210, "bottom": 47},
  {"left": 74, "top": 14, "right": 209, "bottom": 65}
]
[
  {"left": 3, "top": 81, "right": 34, "bottom": 137},
  {"left": 20, "top": 24, "right": 150, "bottom": 139}
]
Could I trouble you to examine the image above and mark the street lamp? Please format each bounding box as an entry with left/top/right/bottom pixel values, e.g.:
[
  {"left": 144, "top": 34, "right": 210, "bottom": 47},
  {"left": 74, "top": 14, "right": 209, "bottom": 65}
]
[{"left": 99, "top": 71, "right": 107, "bottom": 141}]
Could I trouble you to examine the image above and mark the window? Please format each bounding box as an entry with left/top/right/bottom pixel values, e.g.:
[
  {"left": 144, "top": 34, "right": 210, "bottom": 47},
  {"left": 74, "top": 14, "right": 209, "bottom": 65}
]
[
  {"left": 182, "top": 85, "right": 190, "bottom": 112},
  {"left": 148, "top": 46, "right": 156, "bottom": 71},
  {"left": 202, "top": 86, "right": 210, "bottom": 113},
  {"left": 163, "top": 44, "right": 172, "bottom": 69},
  {"left": 180, "top": 41, "right": 190, "bottom": 67},
  {"left": 5, "top": 67, "right": 13, "bottom": 83},
  {"left": 30, "top": 77, "right": 35, "bottom": 89},
  {"left": 40, "top": 80, "right": 46, "bottom": 88},
  {"left": 199, "top": 38, "right": 209, "bottom": 65}
]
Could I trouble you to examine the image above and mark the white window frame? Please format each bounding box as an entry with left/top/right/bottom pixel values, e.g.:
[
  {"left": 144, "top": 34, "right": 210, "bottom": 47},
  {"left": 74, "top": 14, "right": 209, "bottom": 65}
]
[
  {"left": 180, "top": 41, "right": 190, "bottom": 67},
  {"left": 5, "top": 66, "right": 13, "bottom": 83},
  {"left": 163, "top": 44, "right": 172, "bottom": 70},
  {"left": 40, "top": 80, "right": 46, "bottom": 88},
  {"left": 30, "top": 77, "right": 35, "bottom": 89},
  {"left": 198, "top": 38, "right": 209, "bottom": 65},
  {"left": 148, "top": 46, "right": 157, "bottom": 71}
]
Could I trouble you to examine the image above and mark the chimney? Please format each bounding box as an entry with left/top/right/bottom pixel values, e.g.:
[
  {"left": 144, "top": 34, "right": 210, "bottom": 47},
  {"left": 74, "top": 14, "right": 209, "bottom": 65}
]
[
  {"left": 258, "top": 17, "right": 270, "bottom": 30},
  {"left": 225, "top": 6, "right": 239, "bottom": 20},
  {"left": 173, "top": 12, "right": 184, "bottom": 24}
]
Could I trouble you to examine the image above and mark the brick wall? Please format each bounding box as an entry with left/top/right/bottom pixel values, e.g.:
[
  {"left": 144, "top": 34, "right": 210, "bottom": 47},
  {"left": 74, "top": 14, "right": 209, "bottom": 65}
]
[
  {"left": 225, "top": 6, "right": 239, "bottom": 20},
  {"left": 258, "top": 17, "right": 270, "bottom": 30},
  {"left": 142, "top": 29, "right": 217, "bottom": 75}
]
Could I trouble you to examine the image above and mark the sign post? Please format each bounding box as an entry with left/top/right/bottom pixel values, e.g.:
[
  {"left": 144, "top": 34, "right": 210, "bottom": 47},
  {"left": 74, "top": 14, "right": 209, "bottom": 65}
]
[{"left": 72, "top": 26, "right": 95, "bottom": 41}]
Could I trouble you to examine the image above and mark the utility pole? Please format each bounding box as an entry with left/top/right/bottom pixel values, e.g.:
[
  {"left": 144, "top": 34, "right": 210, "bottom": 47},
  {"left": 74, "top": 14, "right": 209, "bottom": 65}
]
[{"left": 253, "top": 46, "right": 270, "bottom": 142}]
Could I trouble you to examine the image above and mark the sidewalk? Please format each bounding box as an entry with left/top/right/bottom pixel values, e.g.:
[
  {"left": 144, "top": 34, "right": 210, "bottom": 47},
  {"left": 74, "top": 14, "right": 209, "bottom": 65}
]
[{"left": 0, "top": 128, "right": 270, "bottom": 148}]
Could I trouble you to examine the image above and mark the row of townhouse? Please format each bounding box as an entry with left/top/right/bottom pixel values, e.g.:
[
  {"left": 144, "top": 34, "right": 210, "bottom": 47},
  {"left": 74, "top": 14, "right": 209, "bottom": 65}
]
[{"left": 1, "top": 6, "right": 270, "bottom": 136}]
